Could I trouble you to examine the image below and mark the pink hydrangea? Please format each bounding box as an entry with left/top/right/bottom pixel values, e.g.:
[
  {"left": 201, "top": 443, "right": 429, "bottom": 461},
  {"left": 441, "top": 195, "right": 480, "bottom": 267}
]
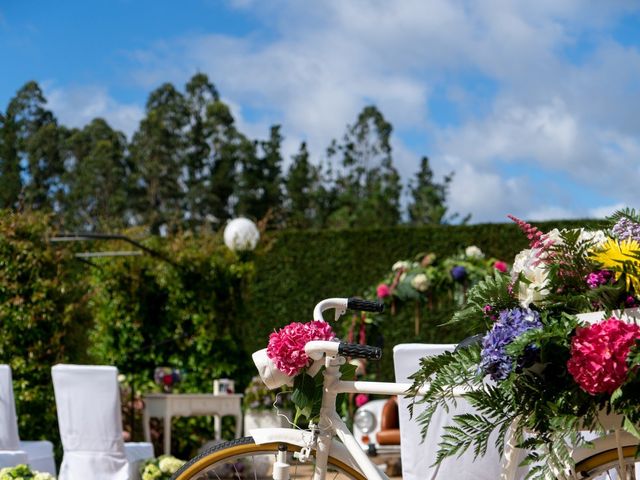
[
  {"left": 376, "top": 283, "right": 391, "bottom": 298},
  {"left": 266, "top": 320, "right": 335, "bottom": 376},
  {"left": 355, "top": 393, "right": 370, "bottom": 407},
  {"left": 494, "top": 260, "right": 508, "bottom": 273},
  {"left": 567, "top": 318, "right": 640, "bottom": 395}
]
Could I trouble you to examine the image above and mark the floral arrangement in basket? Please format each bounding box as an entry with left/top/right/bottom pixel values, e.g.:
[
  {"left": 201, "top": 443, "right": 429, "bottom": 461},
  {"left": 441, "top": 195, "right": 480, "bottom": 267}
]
[
  {"left": 253, "top": 320, "right": 356, "bottom": 424},
  {"left": 140, "top": 454, "right": 186, "bottom": 480},
  {"left": 408, "top": 208, "right": 640, "bottom": 479},
  {"left": 0, "top": 465, "right": 55, "bottom": 480}
]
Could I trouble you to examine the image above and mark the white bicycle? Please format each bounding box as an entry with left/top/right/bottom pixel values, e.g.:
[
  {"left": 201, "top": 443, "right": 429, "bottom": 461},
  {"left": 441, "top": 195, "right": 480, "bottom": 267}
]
[{"left": 171, "top": 298, "right": 640, "bottom": 480}]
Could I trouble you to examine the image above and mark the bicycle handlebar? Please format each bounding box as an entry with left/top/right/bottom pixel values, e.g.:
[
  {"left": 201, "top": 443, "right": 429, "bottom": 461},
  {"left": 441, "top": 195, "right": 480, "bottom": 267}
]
[
  {"left": 338, "top": 342, "right": 382, "bottom": 360},
  {"left": 313, "top": 297, "right": 383, "bottom": 321},
  {"left": 347, "top": 297, "right": 384, "bottom": 313},
  {"left": 305, "top": 340, "right": 382, "bottom": 361}
]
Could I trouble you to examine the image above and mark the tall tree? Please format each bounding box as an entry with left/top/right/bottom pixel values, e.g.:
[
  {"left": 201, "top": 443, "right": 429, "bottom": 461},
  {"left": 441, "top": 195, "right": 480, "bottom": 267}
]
[
  {"left": 407, "top": 156, "right": 468, "bottom": 224},
  {"left": 235, "top": 125, "right": 283, "bottom": 224},
  {"left": 130, "top": 83, "right": 188, "bottom": 234},
  {"left": 284, "top": 142, "right": 317, "bottom": 228},
  {"left": 183, "top": 73, "right": 219, "bottom": 229},
  {"left": 61, "top": 118, "right": 133, "bottom": 230},
  {"left": 6, "top": 81, "right": 62, "bottom": 211},
  {"left": 0, "top": 113, "right": 22, "bottom": 209},
  {"left": 328, "top": 106, "right": 402, "bottom": 228},
  {"left": 207, "top": 100, "right": 249, "bottom": 225}
]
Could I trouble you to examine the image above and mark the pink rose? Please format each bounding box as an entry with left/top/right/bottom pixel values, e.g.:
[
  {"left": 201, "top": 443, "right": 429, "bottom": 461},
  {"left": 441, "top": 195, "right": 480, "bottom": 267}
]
[
  {"left": 494, "top": 260, "right": 508, "bottom": 273},
  {"left": 266, "top": 320, "right": 336, "bottom": 376},
  {"left": 376, "top": 283, "right": 391, "bottom": 298},
  {"left": 355, "top": 393, "right": 370, "bottom": 408},
  {"left": 567, "top": 318, "right": 640, "bottom": 395}
]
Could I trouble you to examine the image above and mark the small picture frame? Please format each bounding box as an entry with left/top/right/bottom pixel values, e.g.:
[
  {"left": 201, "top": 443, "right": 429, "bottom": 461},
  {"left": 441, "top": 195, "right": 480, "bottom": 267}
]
[{"left": 213, "top": 378, "right": 235, "bottom": 395}]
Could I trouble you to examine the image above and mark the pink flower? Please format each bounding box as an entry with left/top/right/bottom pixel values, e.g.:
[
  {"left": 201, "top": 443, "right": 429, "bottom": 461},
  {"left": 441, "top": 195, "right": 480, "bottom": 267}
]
[
  {"left": 266, "top": 320, "right": 336, "bottom": 376},
  {"left": 355, "top": 393, "right": 370, "bottom": 408},
  {"left": 494, "top": 261, "right": 508, "bottom": 273},
  {"left": 376, "top": 283, "right": 391, "bottom": 298},
  {"left": 567, "top": 318, "right": 640, "bottom": 395}
]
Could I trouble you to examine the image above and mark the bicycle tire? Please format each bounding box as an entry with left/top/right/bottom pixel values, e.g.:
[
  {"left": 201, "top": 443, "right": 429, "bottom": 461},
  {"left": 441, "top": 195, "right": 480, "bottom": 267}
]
[
  {"left": 171, "top": 436, "right": 367, "bottom": 480},
  {"left": 575, "top": 445, "right": 638, "bottom": 479}
]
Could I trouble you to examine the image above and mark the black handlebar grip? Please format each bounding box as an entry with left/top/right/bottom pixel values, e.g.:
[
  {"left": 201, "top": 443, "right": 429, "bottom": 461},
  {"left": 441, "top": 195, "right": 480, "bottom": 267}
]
[
  {"left": 347, "top": 297, "right": 384, "bottom": 313},
  {"left": 338, "top": 342, "right": 382, "bottom": 360}
]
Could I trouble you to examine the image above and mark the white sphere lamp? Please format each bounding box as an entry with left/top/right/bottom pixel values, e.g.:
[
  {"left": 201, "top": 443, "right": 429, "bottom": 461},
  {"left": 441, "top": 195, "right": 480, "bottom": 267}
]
[{"left": 224, "top": 218, "right": 260, "bottom": 252}]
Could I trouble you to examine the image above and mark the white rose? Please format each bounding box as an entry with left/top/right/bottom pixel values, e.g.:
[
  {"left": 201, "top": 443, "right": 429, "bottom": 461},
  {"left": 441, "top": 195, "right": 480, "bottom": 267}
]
[
  {"left": 511, "top": 248, "right": 550, "bottom": 307},
  {"left": 411, "top": 273, "right": 430, "bottom": 292},
  {"left": 392, "top": 261, "right": 410, "bottom": 272},
  {"left": 465, "top": 245, "right": 484, "bottom": 258}
]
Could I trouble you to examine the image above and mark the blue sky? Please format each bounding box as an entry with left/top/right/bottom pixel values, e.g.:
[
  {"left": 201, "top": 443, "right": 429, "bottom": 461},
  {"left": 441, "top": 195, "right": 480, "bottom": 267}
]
[{"left": 2, "top": 1, "right": 640, "bottom": 223}]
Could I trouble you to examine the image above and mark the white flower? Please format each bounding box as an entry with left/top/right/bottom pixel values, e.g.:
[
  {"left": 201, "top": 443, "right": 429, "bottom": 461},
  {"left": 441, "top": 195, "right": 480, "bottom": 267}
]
[
  {"left": 159, "top": 456, "right": 186, "bottom": 474},
  {"left": 411, "top": 273, "right": 430, "bottom": 292},
  {"left": 465, "top": 245, "right": 484, "bottom": 258},
  {"left": 578, "top": 229, "right": 607, "bottom": 248},
  {"left": 34, "top": 473, "right": 56, "bottom": 480},
  {"left": 392, "top": 260, "right": 411, "bottom": 272},
  {"left": 512, "top": 248, "right": 550, "bottom": 307}
]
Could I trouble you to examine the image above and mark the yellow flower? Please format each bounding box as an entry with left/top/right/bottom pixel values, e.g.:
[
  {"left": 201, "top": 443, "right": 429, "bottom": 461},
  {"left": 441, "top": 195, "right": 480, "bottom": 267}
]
[{"left": 590, "top": 238, "right": 640, "bottom": 292}]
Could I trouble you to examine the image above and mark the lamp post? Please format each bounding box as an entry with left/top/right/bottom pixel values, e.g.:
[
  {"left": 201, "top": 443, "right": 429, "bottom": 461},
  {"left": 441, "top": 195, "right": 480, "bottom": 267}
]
[{"left": 223, "top": 218, "right": 260, "bottom": 252}]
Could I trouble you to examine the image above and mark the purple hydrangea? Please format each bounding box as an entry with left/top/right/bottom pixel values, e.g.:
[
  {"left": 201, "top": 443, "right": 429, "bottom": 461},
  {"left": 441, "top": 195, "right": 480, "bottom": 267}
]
[
  {"left": 612, "top": 217, "right": 640, "bottom": 242},
  {"left": 479, "top": 308, "right": 542, "bottom": 381},
  {"left": 451, "top": 265, "right": 467, "bottom": 282}
]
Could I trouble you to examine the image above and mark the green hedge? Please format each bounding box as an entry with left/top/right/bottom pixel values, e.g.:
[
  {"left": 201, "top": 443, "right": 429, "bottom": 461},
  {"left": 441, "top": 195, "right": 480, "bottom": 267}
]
[
  {"left": 0, "top": 212, "right": 92, "bottom": 459},
  {"left": 243, "top": 219, "right": 601, "bottom": 379}
]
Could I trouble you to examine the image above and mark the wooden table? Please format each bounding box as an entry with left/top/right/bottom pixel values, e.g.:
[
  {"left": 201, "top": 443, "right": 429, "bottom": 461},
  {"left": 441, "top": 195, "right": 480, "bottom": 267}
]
[{"left": 142, "top": 393, "right": 243, "bottom": 455}]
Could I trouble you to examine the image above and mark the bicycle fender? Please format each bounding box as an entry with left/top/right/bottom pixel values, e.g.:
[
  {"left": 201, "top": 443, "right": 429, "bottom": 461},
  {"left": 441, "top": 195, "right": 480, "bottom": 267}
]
[{"left": 249, "top": 427, "right": 361, "bottom": 472}]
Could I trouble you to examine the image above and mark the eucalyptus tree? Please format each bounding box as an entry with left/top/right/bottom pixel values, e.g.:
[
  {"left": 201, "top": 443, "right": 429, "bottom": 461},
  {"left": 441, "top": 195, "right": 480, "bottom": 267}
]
[
  {"left": 130, "top": 83, "right": 188, "bottom": 234},
  {"left": 235, "top": 125, "right": 283, "bottom": 225},
  {"left": 328, "top": 105, "right": 402, "bottom": 228},
  {"left": 0, "top": 112, "right": 22, "bottom": 209},
  {"left": 284, "top": 142, "right": 332, "bottom": 229},
  {"left": 61, "top": 118, "right": 133, "bottom": 230},
  {"left": 408, "top": 156, "right": 468, "bottom": 224},
  {"left": 5, "top": 81, "right": 63, "bottom": 211},
  {"left": 183, "top": 73, "right": 219, "bottom": 229}
]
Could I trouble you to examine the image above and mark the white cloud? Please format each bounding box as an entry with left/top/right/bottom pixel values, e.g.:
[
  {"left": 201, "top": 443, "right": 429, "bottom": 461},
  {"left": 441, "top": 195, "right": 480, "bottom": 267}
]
[
  {"left": 56, "top": 0, "right": 640, "bottom": 222},
  {"left": 45, "top": 85, "right": 144, "bottom": 137}
]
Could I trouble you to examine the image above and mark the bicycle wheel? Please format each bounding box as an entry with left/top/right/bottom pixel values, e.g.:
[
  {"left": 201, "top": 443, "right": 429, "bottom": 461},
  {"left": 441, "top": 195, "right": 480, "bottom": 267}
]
[
  {"left": 575, "top": 445, "right": 638, "bottom": 479},
  {"left": 172, "top": 436, "right": 367, "bottom": 480}
]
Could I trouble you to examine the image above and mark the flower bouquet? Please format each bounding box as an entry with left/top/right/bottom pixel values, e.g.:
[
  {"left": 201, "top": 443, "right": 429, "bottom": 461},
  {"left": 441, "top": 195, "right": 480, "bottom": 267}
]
[
  {"left": 408, "top": 209, "right": 640, "bottom": 479},
  {"left": 254, "top": 320, "right": 356, "bottom": 424},
  {"left": 140, "top": 455, "right": 186, "bottom": 480},
  {"left": 153, "top": 367, "right": 182, "bottom": 393},
  {"left": 0, "top": 465, "right": 55, "bottom": 480}
]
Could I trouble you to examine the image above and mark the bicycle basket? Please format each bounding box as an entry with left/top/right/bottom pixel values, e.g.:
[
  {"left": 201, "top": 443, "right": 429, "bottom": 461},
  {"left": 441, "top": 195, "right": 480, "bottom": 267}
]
[{"left": 252, "top": 348, "right": 294, "bottom": 390}]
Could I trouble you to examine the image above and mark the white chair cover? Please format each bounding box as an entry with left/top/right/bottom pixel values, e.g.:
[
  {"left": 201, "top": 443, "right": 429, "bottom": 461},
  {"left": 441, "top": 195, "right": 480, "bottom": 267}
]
[
  {"left": 52, "top": 364, "right": 154, "bottom": 480},
  {"left": 394, "top": 343, "right": 503, "bottom": 480},
  {"left": 0, "top": 365, "right": 50, "bottom": 471}
]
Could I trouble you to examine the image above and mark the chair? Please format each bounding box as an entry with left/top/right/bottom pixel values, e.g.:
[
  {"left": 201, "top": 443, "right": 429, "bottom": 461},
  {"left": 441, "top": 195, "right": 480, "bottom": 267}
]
[
  {"left": 0, "top": 365, "right": 56, "bottom": 474},
  {"left": 393, "top": 344, "right": 504, "bottom": 480},
  {"left": 52, "top": 364, "right": 154, "bottom": 480}
]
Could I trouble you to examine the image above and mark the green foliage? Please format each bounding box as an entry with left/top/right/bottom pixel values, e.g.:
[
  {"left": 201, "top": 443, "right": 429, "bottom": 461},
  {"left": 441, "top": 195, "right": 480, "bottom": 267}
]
[
  {"left": 87, "top": 232, "right": 255, "bottom": 458},
  {"left": 0, "top": 210, "right": 91, "bottom": 453}
]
